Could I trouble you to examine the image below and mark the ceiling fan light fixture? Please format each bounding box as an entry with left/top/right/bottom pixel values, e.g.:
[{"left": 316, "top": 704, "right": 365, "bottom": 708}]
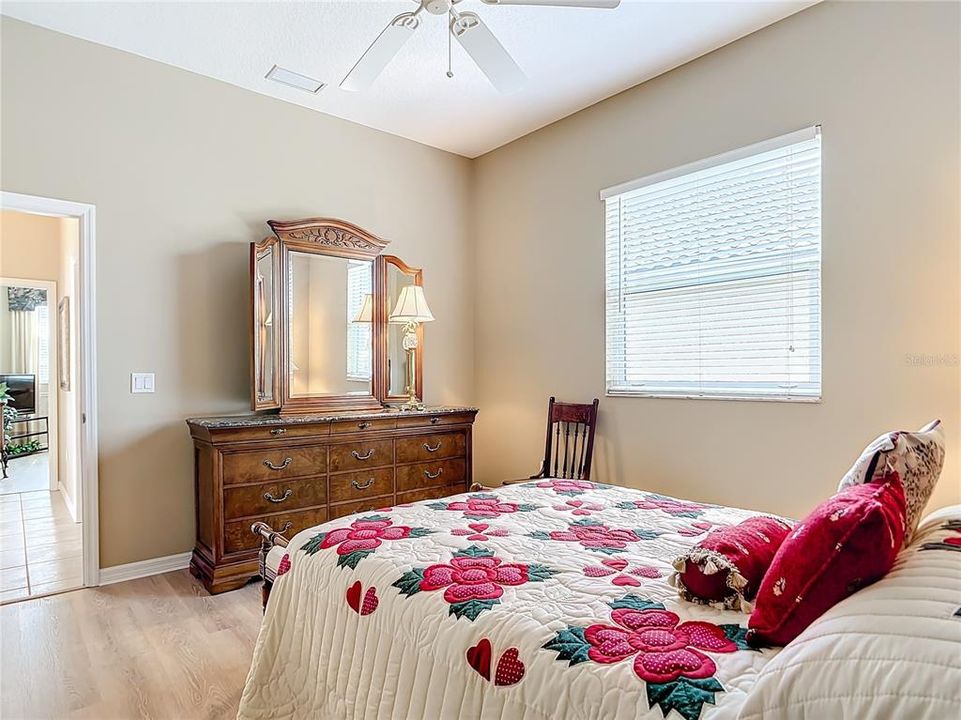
[{"left": 265, "top": 65, "right": 325, "bottom": 94}]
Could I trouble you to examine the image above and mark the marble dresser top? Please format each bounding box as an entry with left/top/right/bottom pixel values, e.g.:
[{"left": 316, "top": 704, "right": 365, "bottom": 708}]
[{"left": 186, "top": 405, "right": 478, "bottom": 429}]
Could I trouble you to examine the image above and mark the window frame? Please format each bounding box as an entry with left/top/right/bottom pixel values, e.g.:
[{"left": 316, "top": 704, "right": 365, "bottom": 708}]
[{"left": 601, "top": 126, "right": 822, "bottom": 403}]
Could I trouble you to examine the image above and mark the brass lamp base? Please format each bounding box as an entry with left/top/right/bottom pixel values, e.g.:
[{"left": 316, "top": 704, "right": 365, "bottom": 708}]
[{"left": 400, "top": 321, "right": 423, "bottom": 411}]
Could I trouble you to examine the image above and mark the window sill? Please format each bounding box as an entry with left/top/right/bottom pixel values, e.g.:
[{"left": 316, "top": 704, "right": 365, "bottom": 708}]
[{"left": 606, "top": 390, "right": 821, "bottom": 404}]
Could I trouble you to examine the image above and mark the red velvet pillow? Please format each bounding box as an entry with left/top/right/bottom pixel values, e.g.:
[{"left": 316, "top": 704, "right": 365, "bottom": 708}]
[
  {"left": 747, "top": 474, "right": 906, "bottom": 647},
  {"left": 671, "top": 516, "right": 794, "bottom": 611}
]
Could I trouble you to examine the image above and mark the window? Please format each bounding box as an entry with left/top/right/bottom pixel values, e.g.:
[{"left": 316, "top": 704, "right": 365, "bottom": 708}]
[
  {"left": 37, "top": 299, "right": 50, "bottom": 386},
  {"left": 346, "top": 261, "right": 372, "bottom": 381},
  {"left": 603, "top": 127, "right": 821, "bottom": 401}
]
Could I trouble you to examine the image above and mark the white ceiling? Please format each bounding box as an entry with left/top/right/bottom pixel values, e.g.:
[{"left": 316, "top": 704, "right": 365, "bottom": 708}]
[{"left": 2, "top": 1, "right": 816, "bottom": 157}]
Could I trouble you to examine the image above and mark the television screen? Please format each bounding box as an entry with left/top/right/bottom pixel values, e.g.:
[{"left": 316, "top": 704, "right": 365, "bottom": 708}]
[{"left": 0, "top": 374, "right": 36, "bottom": 413}]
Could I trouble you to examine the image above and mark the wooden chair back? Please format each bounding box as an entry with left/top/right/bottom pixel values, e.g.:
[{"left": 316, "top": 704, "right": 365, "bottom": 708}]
[{"left": 533, "top": 396, "right": 600, "bottom": 481}]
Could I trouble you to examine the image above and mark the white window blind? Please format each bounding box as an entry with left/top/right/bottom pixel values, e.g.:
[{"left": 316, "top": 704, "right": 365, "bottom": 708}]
[
  {"left": 346, "top": 261, "right": 372, "bottom": 381},
  {"left": 603, "top": 127, "right": 821, "bottom": 401},
  {"left": 37, "top": 302, "right": 50, "bottom": 386}
]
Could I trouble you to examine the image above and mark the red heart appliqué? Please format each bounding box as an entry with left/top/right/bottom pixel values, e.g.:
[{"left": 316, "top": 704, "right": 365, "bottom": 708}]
[
  {"left": 276, "top": 553, "right": 291, "bottom": 576},
  {"left": 611, "top": 574, "right": 642, "bottom": 587},
  {"left": 466, "top": 638, "right": 492, "bottom": 681},
  {"left": 494, "top": 647, "right": 525, "bottom": 687},
  {"left": 601, "top": 557, "right": 629, "bottom": 571},
  {"left": 360, "top": 587, "right": 379, "bottom": 616},
  {"left": 346, "top": 581, "right": 362, "bottom": 614}
]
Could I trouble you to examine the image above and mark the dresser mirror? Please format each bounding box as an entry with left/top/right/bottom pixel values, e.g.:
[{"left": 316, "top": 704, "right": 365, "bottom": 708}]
[
  {"left": 251, "top": 237, "right": 280, "bottom": 409},
  {"left": 250, "top": 218, "right": 389, "bottom": 414},
  {"left": 378, "top": 255, "right": 423, "bottom": 404}
]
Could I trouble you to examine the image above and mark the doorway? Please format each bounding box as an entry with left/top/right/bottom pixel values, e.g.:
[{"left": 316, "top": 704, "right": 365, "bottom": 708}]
[{"left": 0, "top": 195, "right": 98, "bottom": 603}]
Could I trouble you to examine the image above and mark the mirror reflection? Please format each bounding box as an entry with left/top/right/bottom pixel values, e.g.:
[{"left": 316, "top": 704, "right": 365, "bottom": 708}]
[
  {"left": 254, "top": 245, "right": 276, "bottom": 403},
  {"left": 288, "top": 251, "right": 373, "bottom": 397},
  {"left": 386, "top": 265, "right": 416, "bottom": 397}
]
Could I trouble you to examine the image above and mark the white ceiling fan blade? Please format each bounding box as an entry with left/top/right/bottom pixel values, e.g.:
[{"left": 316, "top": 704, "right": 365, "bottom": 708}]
[
  {"left": 480, "top": 0, "right": 620, "bottom": 8},
  {"left": 340, "top": 12, "right": 420, "bottom": 92},
  {"left": 451, "top": 12, "right": 526, "bottom": 94}
]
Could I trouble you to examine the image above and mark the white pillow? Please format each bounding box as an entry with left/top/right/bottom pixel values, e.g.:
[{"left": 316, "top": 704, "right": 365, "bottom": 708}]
[
  {"left": 737, "top": 506, "right": 961, "bottom": 720},
  {"left": 838, "top": 420, "right": 945, "bottom": 543}
]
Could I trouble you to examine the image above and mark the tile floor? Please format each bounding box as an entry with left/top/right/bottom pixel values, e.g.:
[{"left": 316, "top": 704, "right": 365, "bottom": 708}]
[
  {"left": 0, "top": 451, "right": 50, "bottom": 495},
  {"left": 0, "top": 489, "right": 82, "bottom": 604}
]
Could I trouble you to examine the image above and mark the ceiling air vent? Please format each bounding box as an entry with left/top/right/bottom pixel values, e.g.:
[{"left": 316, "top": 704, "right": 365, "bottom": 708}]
[{"left": 265, "top": 65, "right": 325, "bottom": 94}]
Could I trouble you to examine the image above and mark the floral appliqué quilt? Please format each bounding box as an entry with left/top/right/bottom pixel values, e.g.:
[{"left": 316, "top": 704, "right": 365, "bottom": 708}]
[{"left": 239, "top": 482, "right": 786, "bottom": 720}]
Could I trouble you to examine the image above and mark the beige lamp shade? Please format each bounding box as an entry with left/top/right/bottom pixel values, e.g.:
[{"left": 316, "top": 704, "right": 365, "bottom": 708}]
[
  {"left": 390, "top": 285, "right": 435, "bottom": 323},
  {"left": 352, "top": 293, "right": 373, "bottom": 323}
]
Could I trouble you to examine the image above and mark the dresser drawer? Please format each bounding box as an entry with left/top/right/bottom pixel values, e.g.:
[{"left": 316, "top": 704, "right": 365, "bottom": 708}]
[
  {"left": 329, "top": 468, "right": 394, "bottom": 504},
  {"left": 395, "top": 431, "right": 466, "bottom": 464},
  {"left": 329, "top": 496, "right": 393, "bottom": 521},
  {"left": 329, "top": 439, "right": 393, "bottom": 472},
  {"left": 331, "top": 417, "right": 397, "bottom": 434},
  {"left": 397, "top": 485, "right": 459, "bottom": 505},
  {"left": 223, "top": 476, "right": 326, "bottom": 520},
  {"left": 397, "top": 458, "right": 466, "bottom": 493},
  {"left": 224, "top": 507, "right": 327, "bottom": 554},
  {"left": 209, "top": 422, "right": 330, "bottom": 444},
  {"left": 396, "top": 412, "right": 473, "bottom": 429},
  {"left": 222, "top": 445, "right": 327, "bottom": 484}
]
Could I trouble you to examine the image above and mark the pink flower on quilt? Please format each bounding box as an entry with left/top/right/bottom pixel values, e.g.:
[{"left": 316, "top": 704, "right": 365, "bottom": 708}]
[
  {"left": 544, "top": 595, "right": 749, "bottom": 720},
  {"left": 395, "top": 546, "right": 556, "bottom": 621},
  {"left": 534, "top": 479, "right": 601, "bottom": 497},
  {"left": 553, "top": 499, "right": 604, "bottom": 516},
  {"left": 451, "top": 523, "right": 509, "bottom": 542},
  {"left": 301, "top": 515, "right": 433, "bottom": 569},
  {"left": 531, "top": 519, "right": 659, "bottom": 555},
  {"left": 677, "top": 521, "right": 714, "bottom": 538},
  {"left": 617, "top": 493, "right": 709, "bottom": 519},
  {"left": 583, "top": 557, "right": 662, "bottom": 587},
  {"left": 584, "top": 606, "right": 736, "bottom": 683},
  {"left": 429, "top": 493, "right": 539, "bottom": 520}
]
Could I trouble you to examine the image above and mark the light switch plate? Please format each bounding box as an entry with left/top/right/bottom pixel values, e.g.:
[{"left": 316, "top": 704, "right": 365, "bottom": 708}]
[{"left": 131, "top": 372, "right": 155, "bottom": 394}]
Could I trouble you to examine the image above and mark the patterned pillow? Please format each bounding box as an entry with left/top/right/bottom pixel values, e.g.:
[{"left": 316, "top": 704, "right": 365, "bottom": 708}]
[
  {"left": 838, "top": 420, "right": 944, "bottom": 543},
  {"left": 670, "top": 516, "right": 794, "bottom": 612},
  {"left": 747, "top": 474, "right": 906, "bottom": 647}
]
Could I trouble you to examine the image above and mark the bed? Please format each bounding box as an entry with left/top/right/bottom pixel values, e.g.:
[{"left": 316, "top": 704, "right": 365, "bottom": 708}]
[{"left": 238, "top": 480, "right": 961, "bottom": 720}]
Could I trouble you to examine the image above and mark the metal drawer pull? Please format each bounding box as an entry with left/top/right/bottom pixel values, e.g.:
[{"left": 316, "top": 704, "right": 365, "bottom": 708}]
[
  {"left": 430, "top": 417, "right": 440, "bottom": 425},
  {"left": 357, "top": 421, "right": 370, "bottom": 430},
  {"left": 351, "top": 478, "right": 375, "bottom": 491},
  {"left": 264, "top": 489, "right": 293, "bottom": 504},
  {"left": 424, "top": 441, "right": 443, "bottom": 453},
  {"left": 279, "top": 521, "right": 293, "bottom": 534},
  {"left": 352, "top": 449, "right": 375, "bottom": 461},
  {"left": 424, "top": 468, "right": 444, "bottom": 480},
  {"left": 269, "top": 428, "right": 287, "bottom": 436},
  {"left": 263, "top": 457, "right": 292, "bottom": 471}
]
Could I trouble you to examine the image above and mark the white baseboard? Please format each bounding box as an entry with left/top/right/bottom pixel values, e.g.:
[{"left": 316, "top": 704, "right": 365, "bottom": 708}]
[
  {"left": 99, "top": 551, "right": 193, "bottom": 586},
  {"left": 58, "top": 482, "right": 78, "bottom": 523}
]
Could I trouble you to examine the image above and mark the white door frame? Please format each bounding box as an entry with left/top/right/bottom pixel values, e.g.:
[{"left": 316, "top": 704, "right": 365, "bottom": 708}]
[
  {"left": 0, "top": 276, "right": 59, "bottom": 493},
  {"left": 1, "top": 191, "right": 100, "bottom": 587}
]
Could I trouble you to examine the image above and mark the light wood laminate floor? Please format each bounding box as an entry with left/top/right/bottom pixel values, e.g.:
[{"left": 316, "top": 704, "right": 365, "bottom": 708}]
[{"left": 0, "top": 570, "right": 262, "bottom": 720}]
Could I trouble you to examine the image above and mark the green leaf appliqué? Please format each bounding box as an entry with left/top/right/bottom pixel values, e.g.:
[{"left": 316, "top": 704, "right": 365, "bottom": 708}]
[
  {"left": 646, "top": 676, "right": 725, "bottom": 720},
  {"left": 526, "top": 564, "right": 555, "bottom": 583},
  {"left": 608, "top": 594, "right": 665, "bottom": 612},
  {"left": 392, "top": 568, "right": 426, "bottom": 597},
  {"left": 300, "top": 532, "right": 328, "bottom": 556},
  {"left": 527, "top": 530, "right": 553, "bottom": 541},
  {"left": 542, "top": 626, "right": 592, "bottom": 666},
  {"left": 454, "top": 544, "right": 495, "bottom": 559},
  {"left": 337, "top": 549, "right": 373, "bottom": 569},
  {"left": 719, "top": 624, "right": 756, "bottom": 652},
  {"left": 449, "top": 598, "right": 498, "bottom": 621},
  {"left": 408, "top": 527, "right": 434, "bottom": 539}
]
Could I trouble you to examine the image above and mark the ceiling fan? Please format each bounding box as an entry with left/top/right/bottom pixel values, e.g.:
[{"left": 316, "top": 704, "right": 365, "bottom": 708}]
[{"left": 340, "top": 0, "right": 621, "bottom": 94}]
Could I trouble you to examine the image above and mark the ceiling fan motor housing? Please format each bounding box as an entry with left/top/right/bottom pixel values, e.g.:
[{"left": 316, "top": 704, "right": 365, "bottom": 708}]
[{"left": 424, "top": 0, "right": 453, "bottom": 16}]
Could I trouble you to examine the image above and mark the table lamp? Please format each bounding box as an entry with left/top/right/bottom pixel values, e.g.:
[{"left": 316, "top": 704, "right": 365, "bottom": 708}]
[{"left": 389, "top": 285, "right": 434, "bottom": 410}]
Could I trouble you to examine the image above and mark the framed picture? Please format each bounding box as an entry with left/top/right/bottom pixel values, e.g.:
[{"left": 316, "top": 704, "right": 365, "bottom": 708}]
[{"left": 58, "top": 297, "right": 71, "bottom": 391}]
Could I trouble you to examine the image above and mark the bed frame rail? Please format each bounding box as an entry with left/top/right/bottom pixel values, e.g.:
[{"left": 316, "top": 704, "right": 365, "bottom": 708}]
[{"left": 251, "top": 521, "right": 290, "bottom": 611}]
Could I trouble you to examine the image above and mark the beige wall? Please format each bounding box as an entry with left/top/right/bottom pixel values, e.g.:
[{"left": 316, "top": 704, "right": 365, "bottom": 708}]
[
  {"left": 0, "top": 211, "right": 62, "bottom": 282},
  {"left": 1, "top": 18, "right": 475, "bottom": 568},
  {"left": 471, "top": 1, "right": 961, "bottom": 518}
]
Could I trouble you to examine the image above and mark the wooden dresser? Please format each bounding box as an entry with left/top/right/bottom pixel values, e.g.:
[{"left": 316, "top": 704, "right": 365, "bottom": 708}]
[{"left": 186, "top": 406, "right": 477, "bottom": 593}]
